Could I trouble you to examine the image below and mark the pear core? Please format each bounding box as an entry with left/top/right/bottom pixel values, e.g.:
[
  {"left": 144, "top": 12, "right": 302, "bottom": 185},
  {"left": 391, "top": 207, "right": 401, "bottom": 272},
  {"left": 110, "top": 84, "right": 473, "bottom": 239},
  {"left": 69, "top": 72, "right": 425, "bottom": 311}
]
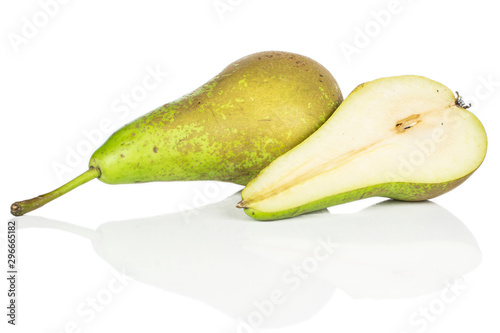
[{"left": 240, "top": 75, "right": 487, "bottom": 220}]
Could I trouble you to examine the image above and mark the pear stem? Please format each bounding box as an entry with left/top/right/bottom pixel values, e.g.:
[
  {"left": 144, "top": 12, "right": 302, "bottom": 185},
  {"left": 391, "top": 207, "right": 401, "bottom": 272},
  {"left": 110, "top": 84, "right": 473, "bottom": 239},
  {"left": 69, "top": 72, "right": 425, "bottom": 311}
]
[{"left": 10, "top": 167, "right": 101, "bottom": 216}]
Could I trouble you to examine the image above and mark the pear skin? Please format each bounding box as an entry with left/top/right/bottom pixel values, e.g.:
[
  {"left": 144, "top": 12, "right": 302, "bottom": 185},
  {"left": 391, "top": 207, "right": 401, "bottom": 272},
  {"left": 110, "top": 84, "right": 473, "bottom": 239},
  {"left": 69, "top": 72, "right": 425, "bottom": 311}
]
[
  {"left": 238, "top": 75, "right": 487, "bottom": 220},
  {"left": 11, "top": 51, "right": 342, "bottom": 216},
  {"left": 91, "top": 51, "right": 342, "bottom": 185}
]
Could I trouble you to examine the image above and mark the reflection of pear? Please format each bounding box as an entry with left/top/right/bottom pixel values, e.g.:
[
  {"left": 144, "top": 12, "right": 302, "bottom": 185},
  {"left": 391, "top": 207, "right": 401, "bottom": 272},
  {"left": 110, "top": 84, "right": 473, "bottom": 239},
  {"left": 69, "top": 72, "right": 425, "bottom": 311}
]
[
  {"left": 242, "top": 200, "right": 481, "bottom": 298},
  {"left": 17, "top": 193, "right": 481, "bottom": 327},
  {"left": 17, "top": 193, "right": 335, "bottom": 329}
]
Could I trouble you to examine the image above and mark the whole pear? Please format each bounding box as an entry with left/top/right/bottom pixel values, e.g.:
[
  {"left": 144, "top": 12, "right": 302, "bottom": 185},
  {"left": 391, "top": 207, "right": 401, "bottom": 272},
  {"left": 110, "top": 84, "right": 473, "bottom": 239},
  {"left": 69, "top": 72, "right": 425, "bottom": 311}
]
[
  {"left": 11, "top": 51, "right": 342, "bottom": 216},
  {"left": 238, "top": 75, "right": 487, "bottom": 220}
]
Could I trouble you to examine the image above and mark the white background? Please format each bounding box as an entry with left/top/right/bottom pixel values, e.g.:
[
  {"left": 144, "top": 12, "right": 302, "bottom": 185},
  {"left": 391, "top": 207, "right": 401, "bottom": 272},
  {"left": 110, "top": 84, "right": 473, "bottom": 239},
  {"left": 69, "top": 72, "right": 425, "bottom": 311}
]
[{"left": 1, "top": 0, "right": 499, "bottom": 332}]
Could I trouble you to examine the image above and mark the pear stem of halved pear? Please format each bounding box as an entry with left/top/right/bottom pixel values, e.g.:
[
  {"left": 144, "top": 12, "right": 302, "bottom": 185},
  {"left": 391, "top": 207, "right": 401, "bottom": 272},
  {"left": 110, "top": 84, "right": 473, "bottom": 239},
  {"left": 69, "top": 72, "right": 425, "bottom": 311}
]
[
  {"left": 455, "top": 91, "right": 471, "bottom": 109},
  {"left": 10, "top": 167, "right": 101, "bottom": 216}
]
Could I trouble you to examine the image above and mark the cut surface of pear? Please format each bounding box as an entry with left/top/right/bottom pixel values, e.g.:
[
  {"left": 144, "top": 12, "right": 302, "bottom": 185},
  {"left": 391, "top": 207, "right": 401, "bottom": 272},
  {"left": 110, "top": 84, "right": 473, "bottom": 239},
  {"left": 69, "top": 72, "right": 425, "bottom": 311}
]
[
  {"left": 239, "top": 75, "right": 487, "bottom": 220},
  {"left": 11, "top": 51, "right": 343, "bottom": 216}
]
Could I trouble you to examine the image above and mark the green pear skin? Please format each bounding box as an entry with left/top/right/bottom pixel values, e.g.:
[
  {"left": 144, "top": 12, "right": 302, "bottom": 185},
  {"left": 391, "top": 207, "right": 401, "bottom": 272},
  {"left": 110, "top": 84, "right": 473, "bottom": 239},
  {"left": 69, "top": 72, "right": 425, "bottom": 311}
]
[
  {"left": 240, "top": 175, "right": 471, "bottom": 221},
  {"left": 238, "top": 75, "right": 487, "bottom": 221},
  {"left": 11, "top": 51, "right": 343, "bottom": 216}
]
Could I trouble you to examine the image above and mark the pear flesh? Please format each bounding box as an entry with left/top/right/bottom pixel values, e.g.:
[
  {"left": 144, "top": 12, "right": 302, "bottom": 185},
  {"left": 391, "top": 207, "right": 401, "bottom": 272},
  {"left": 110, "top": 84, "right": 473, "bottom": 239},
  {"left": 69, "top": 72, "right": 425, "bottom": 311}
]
[
  {"left": 239, "top": 75, "right": 488, "bottom": 220},
  {"left": 11, "top": 51, "right": 343, "bottom": 216}
]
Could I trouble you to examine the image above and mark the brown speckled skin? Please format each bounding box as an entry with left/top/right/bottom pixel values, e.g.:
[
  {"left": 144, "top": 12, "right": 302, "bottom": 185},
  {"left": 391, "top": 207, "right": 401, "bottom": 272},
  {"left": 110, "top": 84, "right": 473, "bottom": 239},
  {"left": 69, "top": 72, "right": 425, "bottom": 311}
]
[{"left": 90, "top": 51, "right": 343, "bottom": 185}]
